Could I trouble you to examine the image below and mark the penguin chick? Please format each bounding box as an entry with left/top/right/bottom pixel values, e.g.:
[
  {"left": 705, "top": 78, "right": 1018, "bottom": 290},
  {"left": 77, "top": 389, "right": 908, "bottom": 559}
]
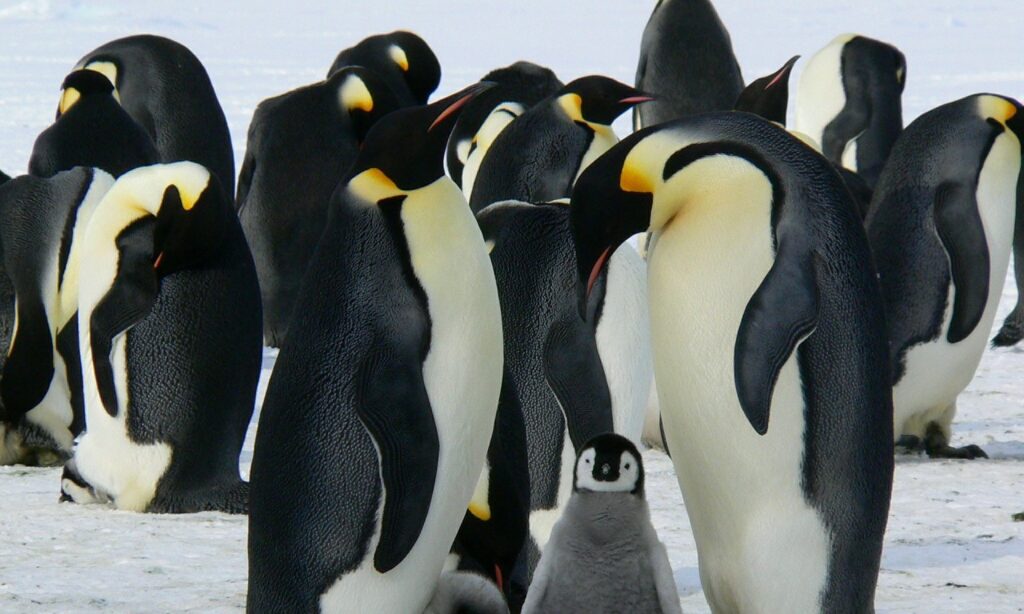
[
  {"left": 424, "top": 571, "right": 511, "bottom": 614},
  {"left": 522, "top": 434, "right": 681, "bottom": 614}
]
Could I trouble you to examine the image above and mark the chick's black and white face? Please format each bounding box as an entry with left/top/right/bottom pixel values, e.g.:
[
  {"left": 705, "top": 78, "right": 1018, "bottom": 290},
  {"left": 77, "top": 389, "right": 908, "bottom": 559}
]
[{"left": 575, "top": 448, "right": 641, "bottom": 494}]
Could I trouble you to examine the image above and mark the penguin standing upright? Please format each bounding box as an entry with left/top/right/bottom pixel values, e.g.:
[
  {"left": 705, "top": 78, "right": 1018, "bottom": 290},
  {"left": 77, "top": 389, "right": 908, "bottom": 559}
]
[
  {"left": 477, "top": 200, "right": 652, "bottom": 585},
  {"left": 865, "top": 94, "right": 1023, "bottom": 459},
  {"left": 571, "top": 112, "right": 893, "bottom": 613},
  {"left": 733, "top": 56, "right": 800, "bottom": 125},
  {"left": 469, "top": 76, "right": 652, "bottom": 212},
  {"left": 634, "top": 0, "right": 744, "bottom": 130},
  {"left": 29, "top": 70, "right": 158, "bottom": 179},
  {"left": 247, "top": 85, "right": 504, "bottom": 613},
  {"left": 0, "top": 168, "right": 114, "bottom": 466},
  {"left": 237, "top": 66, "right": 401, "bottom": 347},
  {"left": 522, "top": 434, "right": 681, "bottom": 614},
  {"left": 61, "top": 162, "right": 261, "bottom": 513},
  {"left": 72, "top": 35, "right": 236, "bottom": 196},
  {"left": 446, "top": 61, "right": 563, "bottom": 192},
  {"left": 794, "top": 34, "right": 906, "bottom": 188},
  {"left": 327, "top": 31, "right": 441, "bottom": 106}
]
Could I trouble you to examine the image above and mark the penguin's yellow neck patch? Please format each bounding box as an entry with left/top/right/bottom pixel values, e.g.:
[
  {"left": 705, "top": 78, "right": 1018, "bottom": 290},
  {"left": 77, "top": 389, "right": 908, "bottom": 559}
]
[
  {"left": 348, "top": 167, "right": 401, "bottom": 203},
  {"left": 388, "top": 45, "right": 409, "bottom": 71},
  {"left": 557, "top": 93, "right": 584, "bottom": 123},
  {"left": 58, "top": 87, "right": 81, "bottom": 114},
  {"left": 979, "top": 95, "right": 1018, "bottom": 124},
  {"left": 339, "top": 75, "right": 373, "bottom": 113},
  {"left": 620, "top": 160, "right": 654, "bottom": 194},
  {"left": 83, "top": 61, "right": 121, "bottom": 103}
]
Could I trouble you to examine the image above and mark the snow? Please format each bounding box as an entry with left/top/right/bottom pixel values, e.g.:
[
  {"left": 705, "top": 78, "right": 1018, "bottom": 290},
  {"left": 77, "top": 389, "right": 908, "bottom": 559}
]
[{"left": 1, "top": 0, "right": 1023, "bottom": 611}]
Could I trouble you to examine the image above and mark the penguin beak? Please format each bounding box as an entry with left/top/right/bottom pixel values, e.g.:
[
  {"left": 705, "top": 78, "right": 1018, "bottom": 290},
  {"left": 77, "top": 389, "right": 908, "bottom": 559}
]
[
  {"left": 765, "top": 56, "right": 800, "bottom": 91},
  {"left": 428, "top": 81, "right": 496, "bottom": 133},
  {"left": 619, "top": 94, "right": 655, "bottom": 105}
]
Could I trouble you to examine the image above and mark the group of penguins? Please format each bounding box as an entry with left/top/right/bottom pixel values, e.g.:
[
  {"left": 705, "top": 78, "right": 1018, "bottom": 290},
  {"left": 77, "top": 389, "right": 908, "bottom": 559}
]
[{"left": 0, "top": 0, "right": 1022, "bottom": 612}]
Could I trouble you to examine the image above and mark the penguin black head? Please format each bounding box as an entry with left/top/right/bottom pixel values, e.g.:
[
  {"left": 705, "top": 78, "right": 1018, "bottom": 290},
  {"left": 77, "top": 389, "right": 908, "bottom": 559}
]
[
  {"left": 558, "top": 76, "right": 654, "bottom": 126},
  {"left": 734, "top": 55, "right": 799, "bottom": 125},
  {"left": 569, "top": 130, "right": 654, "bottom": 317},
  {"left": 345, "top": 82, "right": 493, "bottom": 196},
  {"left": 383, "top": 31, "right": 442, "bottom": 105},
  {"left": 328, "top": 66, "right": 402, "bottom": 145},
  {"left": 574, "top": 433, "right": 644, "bottom": 496},
  {"left": 57, "top": 69, "right": 117, "bottom": 117}
]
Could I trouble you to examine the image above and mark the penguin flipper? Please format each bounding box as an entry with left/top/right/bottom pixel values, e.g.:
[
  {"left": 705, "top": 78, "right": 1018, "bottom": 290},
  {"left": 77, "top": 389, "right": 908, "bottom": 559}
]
[
  {"left": 355, "top": 345, "right": 439, "bottom": 573},
  {"left": 933, "top": 181, "right": 989, "bottom": 344},
  {"left": 992, "top": 171, "right": 1024, "bottom": 347},
  {"left": 543, "top": 318, "right": 614, "bottom": 451},
  {"left": 649, "top": 539, "right": 683, "bottom": 614},
  {"left": 821, "top": 95, "right": 870, "bottom": 165},
  {"left": 734, "top": 248, "right": 819, "bottom": 435}
]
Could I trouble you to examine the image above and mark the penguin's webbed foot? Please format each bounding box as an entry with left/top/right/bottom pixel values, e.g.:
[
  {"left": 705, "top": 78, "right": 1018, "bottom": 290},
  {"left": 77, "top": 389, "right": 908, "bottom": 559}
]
[
  {"left": 894, "top": 434, "right": 922, "bottom": 454},
  {"left": 923, "top": 424, "right": 988, "bottom": 460}
]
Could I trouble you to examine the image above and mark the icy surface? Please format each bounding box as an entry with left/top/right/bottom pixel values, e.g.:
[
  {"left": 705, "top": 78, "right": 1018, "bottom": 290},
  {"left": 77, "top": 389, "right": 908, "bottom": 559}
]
[{"left": 1, "top": 0, "right": 1023, "bottom": 611}]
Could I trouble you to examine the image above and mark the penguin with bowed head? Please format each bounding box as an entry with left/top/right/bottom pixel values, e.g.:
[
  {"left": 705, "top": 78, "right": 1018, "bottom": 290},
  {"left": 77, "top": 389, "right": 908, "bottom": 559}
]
[
  {"left": 0, "top": 168, "right": 114, "bottom": 466},
  {"left": 71, "top": 35, "right": 236, "bottom": 197},
  {"left": 522, "top": 434, "right": 681, "bottom": 614},
  {"left": 237, "top": 66, "right": 401, "bottom": 347},
  {"left": 476, "top": 200, "right": 652, "bottom": 589},
  {"left": 865, "top": 94, "right": 1024, "bottom": 459},
  {"left": 30, "top": 69, "right": 157, "bottom": 179},
  {"left": 246, "top": 83, "right": 505, "bottom": 613},
  {"left": 446, "top": 61, "right": 563, "bottom": 194},
  {"left": 794, "top": 34, "right": 906, "bottom": 189},
  {"left": 634, "top": 0, "right": 743, "bottom": 130},
  {"left": 59, "top": 161, "right": 261, "bottom": 513},
  {"left": 327, "top": 30, "right": 441, "bottom": 107},
  {"left": 468, "top": 76, "right": 653, "bottom": 213},
  {"left": 571, "top": 112, "right": 894, "bottom": 613}
]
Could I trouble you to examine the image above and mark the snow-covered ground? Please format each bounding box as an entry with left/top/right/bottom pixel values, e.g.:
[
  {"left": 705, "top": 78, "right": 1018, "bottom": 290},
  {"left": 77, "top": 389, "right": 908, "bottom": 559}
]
[{"left": 1, "top": 0, "right": 1023, "bottom": 611}]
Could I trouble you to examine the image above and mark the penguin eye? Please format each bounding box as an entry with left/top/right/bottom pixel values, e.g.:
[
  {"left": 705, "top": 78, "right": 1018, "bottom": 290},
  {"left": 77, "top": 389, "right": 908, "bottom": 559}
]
[
  {"left": 585, "top": 459, "right": 591, "bottom": 464},
  {"left": 624, "top": 463, "right": 631, "bottom": 470}
]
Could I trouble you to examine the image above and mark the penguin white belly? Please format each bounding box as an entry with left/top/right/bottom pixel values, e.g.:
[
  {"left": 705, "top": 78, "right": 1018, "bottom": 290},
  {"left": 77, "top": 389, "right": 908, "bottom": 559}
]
[
  {"left": 596, "top": 242, "right": 653, "bottom": 446},
  {"left": 73, "top": 333, "right": 172, "bottom": 511},
  {"left": 893, "top": 132, "right": 1019, "bottom": 437},
  {"left": 649, "top": 203, "right": 830, "bottom": 613},
  {"left": 320, "top": 179, "right": 503, "bottom": 612},
  {"left": 461, "top": 102, "right": 523, "bottom": 199},
  {"left": 527, "top": 430, "right": 576, "bottom": 551},
  {"left": 794, "top": 34, "right": 852, "bottom": 148}
]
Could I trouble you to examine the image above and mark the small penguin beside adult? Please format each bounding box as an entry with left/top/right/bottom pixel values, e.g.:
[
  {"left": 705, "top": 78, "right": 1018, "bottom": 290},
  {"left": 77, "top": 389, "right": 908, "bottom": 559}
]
[
  {"left": 866, "top": 94, "right": 1024, "bottom": 459},
  {"left": 247, "top": 84, "right": 506, "bottom": 613},
  {"left": 571, "top": 112, "right": 893, "bottom": 612}
]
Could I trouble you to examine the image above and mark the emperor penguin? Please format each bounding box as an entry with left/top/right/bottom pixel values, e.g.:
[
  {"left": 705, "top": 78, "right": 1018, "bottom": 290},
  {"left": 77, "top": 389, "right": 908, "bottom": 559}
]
[
  {"left": 571, "top": 112, "right": 894, "bottom": 613},
  {"left": 0, "top": 168, "right": 114, "bottom": 466},
  {"left": 468, "top": 76, "right": 653, "bottom": 212},
  {"left": 72, "top": 35, "right": 236, "bottom": 197},
  {"left": 477, "top": 201, "right": 652, "bottom": 586},
  {"left": 522, "top": 434, "right": 681, "bottom": 614},
  {"left": 993, "top": 157, "right": 1024, "bottom": 346},
  {"left": 865, "top": 94, "right": 1024, "bottom": 459},
  {"left": 30, "top": 70, "right": 158, "bottom": 179},
  {"left": 237, "top": 67, "right": 401, "bottom": 347},
  {"left": 794, "top": 34, "right": 906, "bottom": 189},
  {"left": 634, "top": 0, "right": 744, "bottom": 130},
  {"left": 246, "top": 84, "right": 504, "bottom": 613},
  {"left": 61, "top": 162, "right": 262, "bottom": 513},
  {"left": 447, "top": 61, "right": 563, "bottom": 192},
  {"left": 327, "top": 30, "right": 441, "bottom": 106}
]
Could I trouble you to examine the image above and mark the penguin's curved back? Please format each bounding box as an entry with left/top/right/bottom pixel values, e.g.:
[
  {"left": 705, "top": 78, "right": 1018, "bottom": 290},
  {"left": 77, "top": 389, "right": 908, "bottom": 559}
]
[
  {"left": 73, "top": 35, "right": 235, "bottom": 197},
  {"left": 327, "top": 30, "right": 441, "bottom": 106},
  {"left": 634, "top": 0, "right": 744, "bottom": 129}
]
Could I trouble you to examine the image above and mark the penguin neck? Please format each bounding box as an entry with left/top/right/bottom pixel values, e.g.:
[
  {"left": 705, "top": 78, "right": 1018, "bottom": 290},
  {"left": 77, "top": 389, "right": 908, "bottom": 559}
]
[{"left": 568, "top": 491, "right": 648, "bottom": 544}]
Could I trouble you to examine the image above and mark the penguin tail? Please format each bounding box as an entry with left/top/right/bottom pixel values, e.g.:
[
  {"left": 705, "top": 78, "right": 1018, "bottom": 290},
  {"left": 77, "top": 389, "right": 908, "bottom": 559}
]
[
  {"left": 424, "top": 571, "right": 510, "bottom": 614},
  {"left": 992, "top": 305, "right": 1024, "bottom": 348}
]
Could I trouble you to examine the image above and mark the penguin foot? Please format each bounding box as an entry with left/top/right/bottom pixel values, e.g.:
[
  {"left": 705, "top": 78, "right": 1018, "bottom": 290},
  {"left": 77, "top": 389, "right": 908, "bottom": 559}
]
[
  {"left": 923, "top": 424, "right": 987, "bottom": 459},
  {"left": 894, "top": 434, "right": 923, "bottom": 454}
]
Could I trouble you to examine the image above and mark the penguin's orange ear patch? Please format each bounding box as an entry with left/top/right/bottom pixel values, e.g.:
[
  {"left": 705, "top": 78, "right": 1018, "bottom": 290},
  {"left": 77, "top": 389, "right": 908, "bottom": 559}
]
[
  {"left": 389, "top": 45, "right": 409, "bottom": 71},
  {"left": 620, "top": 162, "right": 653, "bottom": 194}
]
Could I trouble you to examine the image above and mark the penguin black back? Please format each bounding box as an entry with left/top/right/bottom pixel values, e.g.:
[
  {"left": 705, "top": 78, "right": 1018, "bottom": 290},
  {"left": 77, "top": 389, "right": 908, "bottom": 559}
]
[
  {"left": 237, "top": 67, "right": 401, "bottom": 347},
  {"left": 30, "top": 69, "right": 158, "bottom": 179},
  {"left": 327, "top": 30, "right": 441, "bottom": 106},
  {"left": 634, "top": 0, "right": 744, "bottom": 129},
  {"left": 447, "top": 61, "right": 563, "bottom": 187},
  {"left": 73, "top": 35, "right": 236, "bottom": 197}
]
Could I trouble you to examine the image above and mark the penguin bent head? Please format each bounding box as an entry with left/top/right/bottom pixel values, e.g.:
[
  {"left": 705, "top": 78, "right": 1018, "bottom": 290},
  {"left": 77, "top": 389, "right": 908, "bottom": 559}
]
[
  {"left": 558, "top": 75, "right": 654, "bottom": 127},
  {"left": 57, "top": 69, "right": 117, "bottom": 117},
  {"left": 384, "top": 31, "right": 442, "bottom": 104},
  {"left": 574, "top": 433, "right": 644, "bottom": 496},
  {"left": 332, "top": 66, "right": 402, "bottom": 146},
  {"left": 345, "top": 81, "right": 494, "bottom": 200}
]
